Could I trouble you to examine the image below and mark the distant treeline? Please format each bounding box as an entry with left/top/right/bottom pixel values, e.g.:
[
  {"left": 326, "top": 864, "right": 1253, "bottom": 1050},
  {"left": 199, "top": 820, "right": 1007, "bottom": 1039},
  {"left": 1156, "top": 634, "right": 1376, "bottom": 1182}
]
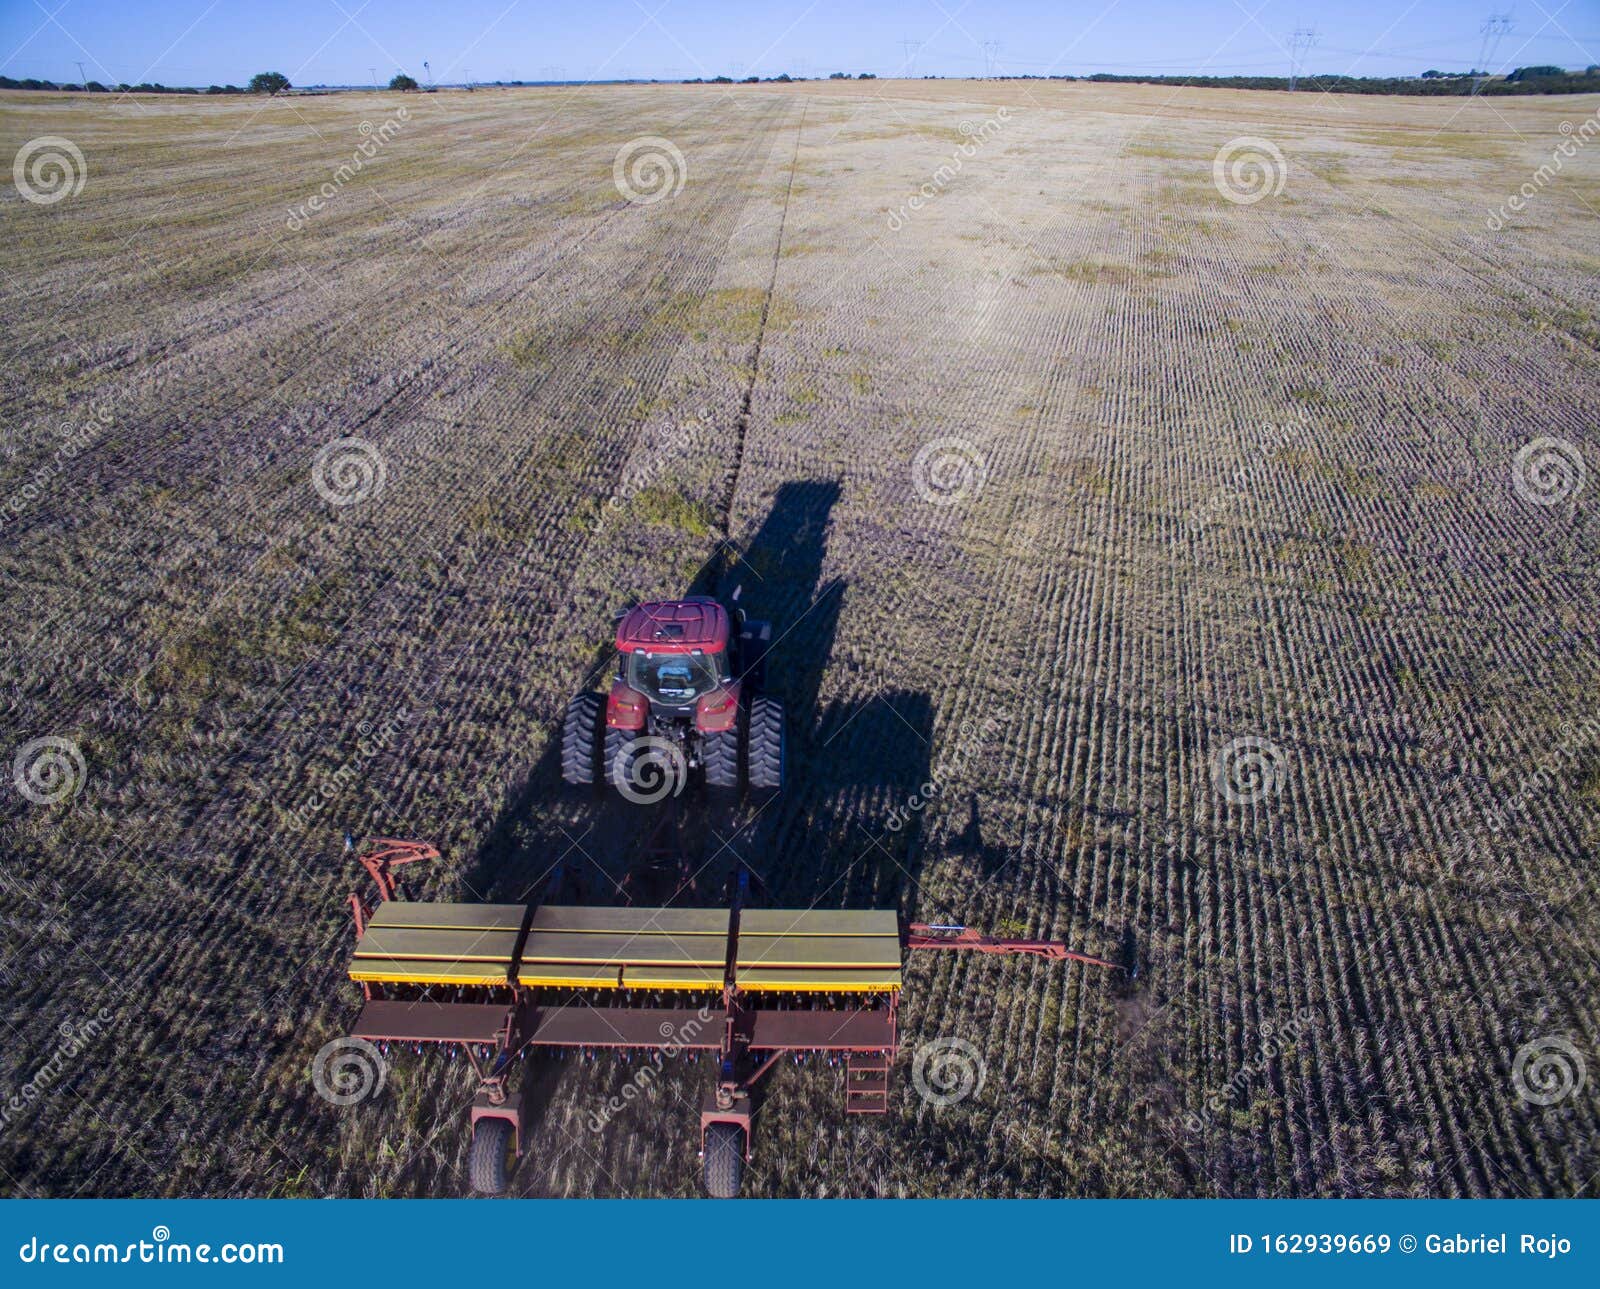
[
  {"left": 1039, "top": 67, "right": 1600, "bottom": 95},
  {"left": 0, "top": 76, "right": 247, "bottom": 94}
]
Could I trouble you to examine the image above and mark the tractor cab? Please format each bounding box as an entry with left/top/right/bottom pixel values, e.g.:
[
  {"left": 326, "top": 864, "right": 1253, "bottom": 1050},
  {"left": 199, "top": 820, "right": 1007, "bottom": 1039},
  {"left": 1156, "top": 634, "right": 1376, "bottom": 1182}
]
[{"left": 615, "top": 598, "right": 735, "bottom": 711}]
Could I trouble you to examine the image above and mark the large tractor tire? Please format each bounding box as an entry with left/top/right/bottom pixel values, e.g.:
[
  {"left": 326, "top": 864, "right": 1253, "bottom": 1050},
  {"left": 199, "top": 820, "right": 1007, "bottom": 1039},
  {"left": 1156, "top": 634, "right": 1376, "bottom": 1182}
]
[
  {"left": 746, "top": 696, "right": 785, "bottom": 798},
  {"left": 468, "top": 1117, "right": 514, "bottom": 1196},
  {"left": 603, "top": 726, "right": 634, "bottom": 795},
  {"left": 702, "top": 1122, "right": 744, "bottom": 1198},
  {"left": 561, "top": 693, "right": 603, "bottom": 788},
  {"left": 702, "top": 724, "right": 740, "bottom": 796}
]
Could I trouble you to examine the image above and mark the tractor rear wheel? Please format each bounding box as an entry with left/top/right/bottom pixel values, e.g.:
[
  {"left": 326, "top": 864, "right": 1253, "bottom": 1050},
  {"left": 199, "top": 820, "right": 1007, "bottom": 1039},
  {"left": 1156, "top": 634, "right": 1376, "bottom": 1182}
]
[
  {"left": 746, "top": 696, "right": 785, "bottom": 797},
  {"left": 561, "top": 693, "right": 603, "bottom": 788},
  {"left": 702, "top": 725, "right": 739, "bottom": 796},
  {"left": 702, "top": 1122, "right": 744, "bottom": 1198},
  {"left": 603, "top": 727, "right": 632, "bottom": 795},
  {"left": 468, "top": 1117, "right": 514, "bottom": 1196}
]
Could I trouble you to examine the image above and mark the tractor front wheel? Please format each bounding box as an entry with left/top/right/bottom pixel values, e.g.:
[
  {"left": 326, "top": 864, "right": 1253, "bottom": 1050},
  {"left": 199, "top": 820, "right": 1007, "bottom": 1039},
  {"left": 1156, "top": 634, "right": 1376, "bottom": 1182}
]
[
  {"left": 468, "top": 1117, "right": 514, "bottom": 1196},
  {"left": 702, "top": 1122, "right": 744, "bottom": 1198},
  {"left": 746, "top": 696, "right": 785, "bottom": 798},
  {"left": 561, "top": 693, "right": 603, "bottom": 789}
]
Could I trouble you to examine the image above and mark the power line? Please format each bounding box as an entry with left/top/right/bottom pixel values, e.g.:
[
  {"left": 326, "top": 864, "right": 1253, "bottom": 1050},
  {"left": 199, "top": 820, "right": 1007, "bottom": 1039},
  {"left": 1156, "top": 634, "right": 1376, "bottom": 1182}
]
[
  {"left": 1474, "top": 13, "right": 1513, "bottom": 94},
  {"left": 899, "top": 39, "right": 922, "bottom": 77},
  {"left": 1288, "top": 26, "right": 1318, "bottom": 91},
  {"left": 982, "top": 40, "right": 1002, "bottom": 78}
]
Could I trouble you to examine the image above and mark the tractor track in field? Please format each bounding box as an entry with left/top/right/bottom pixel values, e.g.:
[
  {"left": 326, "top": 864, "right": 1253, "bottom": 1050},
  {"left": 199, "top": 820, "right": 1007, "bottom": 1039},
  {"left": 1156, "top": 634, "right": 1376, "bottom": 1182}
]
[{"left": 720, "top": 104, "right": 808, "bottom": 545}]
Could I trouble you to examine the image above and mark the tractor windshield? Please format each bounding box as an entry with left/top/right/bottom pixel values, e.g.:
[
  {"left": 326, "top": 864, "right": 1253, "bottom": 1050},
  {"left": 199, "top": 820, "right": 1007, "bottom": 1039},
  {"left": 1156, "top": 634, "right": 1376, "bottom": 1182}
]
[{"left": 626, "top": 650, "right": 729, "bottom": 704}]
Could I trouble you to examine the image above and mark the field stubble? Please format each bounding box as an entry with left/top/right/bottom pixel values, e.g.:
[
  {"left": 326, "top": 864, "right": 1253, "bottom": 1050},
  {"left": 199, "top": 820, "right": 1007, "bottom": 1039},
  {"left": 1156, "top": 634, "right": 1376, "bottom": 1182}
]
[{"left": 0, "top": 79, "right": 1596, "bottom": 1198}]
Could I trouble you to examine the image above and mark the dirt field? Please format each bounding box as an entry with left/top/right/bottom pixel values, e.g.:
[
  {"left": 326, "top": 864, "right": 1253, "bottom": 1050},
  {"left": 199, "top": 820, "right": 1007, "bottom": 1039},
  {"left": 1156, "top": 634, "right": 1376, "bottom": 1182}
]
[{"left": 1, "top": 78, "right": 1596, "bottom": 1198}]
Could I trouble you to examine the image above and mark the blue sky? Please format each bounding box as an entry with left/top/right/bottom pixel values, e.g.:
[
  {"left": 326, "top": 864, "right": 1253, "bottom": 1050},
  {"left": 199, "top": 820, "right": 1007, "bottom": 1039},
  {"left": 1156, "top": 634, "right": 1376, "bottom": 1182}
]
[{"left": 2, "top": 0, "right": 1596, "bottom": 86}]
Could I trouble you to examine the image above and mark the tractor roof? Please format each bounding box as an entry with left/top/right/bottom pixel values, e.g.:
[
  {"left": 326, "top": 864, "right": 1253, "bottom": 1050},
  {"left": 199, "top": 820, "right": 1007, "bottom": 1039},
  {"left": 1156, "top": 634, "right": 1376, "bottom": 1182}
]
[{"left": 616, "top": 598, "right": 730, "bottom": 653}]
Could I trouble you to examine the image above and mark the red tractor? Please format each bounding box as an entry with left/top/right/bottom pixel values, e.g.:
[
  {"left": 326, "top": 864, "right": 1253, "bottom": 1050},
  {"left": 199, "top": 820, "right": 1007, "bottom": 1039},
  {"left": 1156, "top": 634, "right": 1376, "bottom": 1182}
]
[{"left": 562, "top": 596, "right": 785, "bottom": 800}]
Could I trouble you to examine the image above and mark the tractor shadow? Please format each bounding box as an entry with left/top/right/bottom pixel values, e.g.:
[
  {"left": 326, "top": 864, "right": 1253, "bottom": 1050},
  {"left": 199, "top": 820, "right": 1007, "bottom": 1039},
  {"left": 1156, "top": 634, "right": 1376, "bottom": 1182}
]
[
  {"left": 688, "top": 480, "right": 939, "bottom": 916},
  {"left": 461, "top": 480, "right": 846, "bottom": 906}
]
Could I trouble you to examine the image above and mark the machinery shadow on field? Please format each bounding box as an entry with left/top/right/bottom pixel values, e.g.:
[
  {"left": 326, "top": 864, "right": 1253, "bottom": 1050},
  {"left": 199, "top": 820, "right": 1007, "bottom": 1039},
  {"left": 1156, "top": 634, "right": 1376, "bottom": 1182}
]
[
  {"left": 463, "top": 478, "right": 850, "bottom": 906},
  {"left": 773, "top": 688, "right": 936, "bottom": 913},
  {"left": 700, "top": 481, "right": 935, "bottom": 917}
]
